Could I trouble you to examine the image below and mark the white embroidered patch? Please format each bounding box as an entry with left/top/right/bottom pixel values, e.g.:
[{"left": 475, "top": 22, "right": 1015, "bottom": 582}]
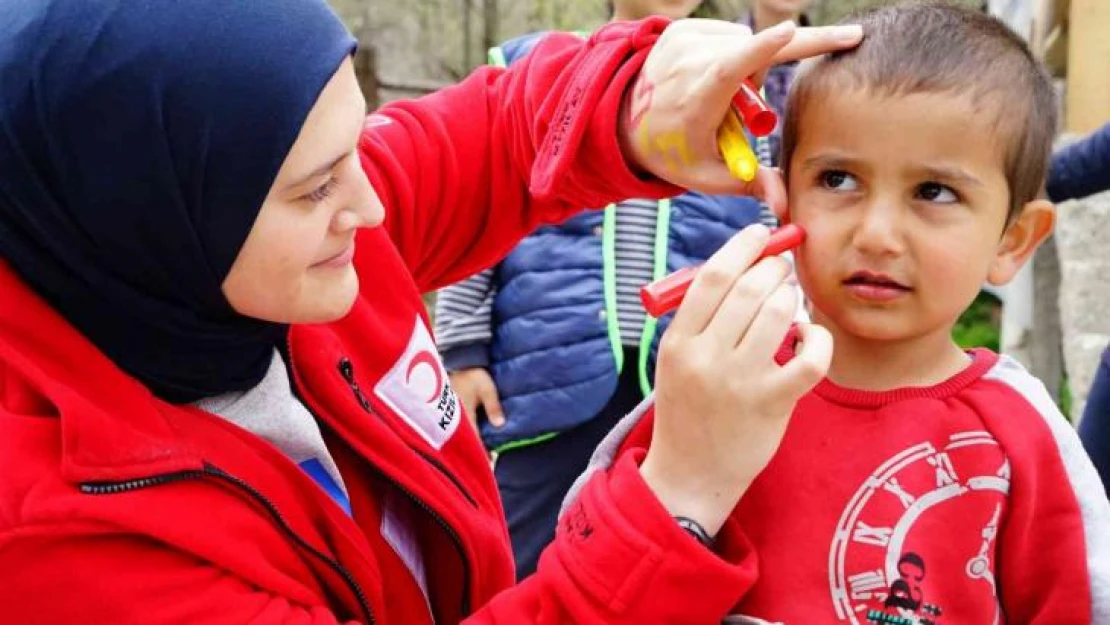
[{"left": 374, "top": 315, "right": 461, "bottom": 449}]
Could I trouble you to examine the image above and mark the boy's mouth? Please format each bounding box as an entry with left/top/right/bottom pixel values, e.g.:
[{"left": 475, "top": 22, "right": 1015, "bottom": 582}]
[{"left": 843, "top": 271, "right": 911, "bottom": 301}]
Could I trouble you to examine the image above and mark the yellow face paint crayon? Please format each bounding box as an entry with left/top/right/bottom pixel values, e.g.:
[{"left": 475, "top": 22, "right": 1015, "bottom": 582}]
[{"left": 717, "top": 107, "right": 759, "bottom": 182}]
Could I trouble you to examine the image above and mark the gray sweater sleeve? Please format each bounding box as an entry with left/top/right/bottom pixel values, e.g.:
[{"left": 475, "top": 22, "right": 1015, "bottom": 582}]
[{"left": 433, "top": 268, "right": 497, "bottom": 371}]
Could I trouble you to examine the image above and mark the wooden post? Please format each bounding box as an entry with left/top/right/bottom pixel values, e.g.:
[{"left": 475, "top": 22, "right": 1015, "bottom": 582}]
[
  {"left": 1067, "top": 0, "right": 1110, "bottom": 133},
  {"left": 482, "top": 0, "right": 499, "bottom": 63},
  {"left": 462, "top": 0, "right": 473, "bottom": 73},
  {"left": 353, "top": 46, "right": 380, "bottom": 111}
]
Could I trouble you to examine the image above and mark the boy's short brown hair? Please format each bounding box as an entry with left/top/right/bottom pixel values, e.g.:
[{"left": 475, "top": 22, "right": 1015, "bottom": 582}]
[{"left": 781, "top": 1, "right": 1057, "bottom": 221}]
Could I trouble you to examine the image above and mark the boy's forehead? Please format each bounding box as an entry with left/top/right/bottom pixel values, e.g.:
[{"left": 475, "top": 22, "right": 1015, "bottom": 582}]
[
  {"left": 795, "top": 86, "right": 1008, "bottom": 167},
  {"left": 789, "top": 88, "right": 1014, "bottom": 204}
]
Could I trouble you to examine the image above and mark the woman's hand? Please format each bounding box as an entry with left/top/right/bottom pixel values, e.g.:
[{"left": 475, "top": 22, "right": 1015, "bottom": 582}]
[
  {"left": 640, "top": 224, "right": 833, "bottom": 536},
  {"left": 620, "top": 19, "right": 863, "bottom": 213}
]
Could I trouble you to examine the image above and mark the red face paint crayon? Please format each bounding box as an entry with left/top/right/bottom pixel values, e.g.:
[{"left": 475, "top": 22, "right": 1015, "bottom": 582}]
[{"left": 640, "top": 223, "right": 805, "bottom": 318}]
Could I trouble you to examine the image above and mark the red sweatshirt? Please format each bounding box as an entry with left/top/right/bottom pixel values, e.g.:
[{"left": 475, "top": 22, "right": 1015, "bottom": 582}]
[
  {"left": 580, "top": 336, "right": 1110, "bottom": 623},
  {"left": 0, "top": 19, "right": 759, "bottom": 625}
]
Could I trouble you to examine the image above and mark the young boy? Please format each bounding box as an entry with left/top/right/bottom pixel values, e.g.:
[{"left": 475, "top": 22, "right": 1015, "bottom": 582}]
[{"left": 570, "top": 3, "right": 1110, "bottom": 622}]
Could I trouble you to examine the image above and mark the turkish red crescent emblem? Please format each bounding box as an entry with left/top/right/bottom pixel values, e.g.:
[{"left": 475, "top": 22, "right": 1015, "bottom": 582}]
[{"left": 405, "top": 350, "right": 444, "bottom": 404}]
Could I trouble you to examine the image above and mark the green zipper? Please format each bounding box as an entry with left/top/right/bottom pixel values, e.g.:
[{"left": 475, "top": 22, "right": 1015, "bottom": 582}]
[
  {"left": 487, "top": 46, "right": 507, "bottom": 68},
  {"left": 637, "top": 198, "right": 671, "bottom": 396},
  {"left": 601, "top": 204, "right": 624, "bottom": 373}
]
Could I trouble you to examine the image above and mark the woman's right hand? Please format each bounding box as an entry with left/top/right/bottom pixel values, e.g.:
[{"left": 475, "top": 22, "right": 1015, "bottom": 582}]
[{"left": 639, "top": 224, "right": 833, "bottom": 536}]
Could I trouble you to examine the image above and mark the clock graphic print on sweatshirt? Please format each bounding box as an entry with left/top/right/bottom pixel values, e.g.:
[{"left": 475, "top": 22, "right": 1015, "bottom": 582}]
[{"left": 828, "top": 431, "right": 1010, "bottom": 625}]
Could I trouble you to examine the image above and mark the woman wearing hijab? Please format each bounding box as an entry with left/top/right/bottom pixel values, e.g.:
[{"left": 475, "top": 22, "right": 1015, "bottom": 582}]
[{"left": 0, "top": 1, "right": 857, "bottom": 622}]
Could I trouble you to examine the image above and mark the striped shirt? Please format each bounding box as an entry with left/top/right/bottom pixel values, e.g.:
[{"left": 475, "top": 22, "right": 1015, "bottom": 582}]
[
  {"left": 612, "top": 199, "right": 661, "bottom": 345},
  {"left": 433, "top": 265, "right": 497, "bottom": 356}
]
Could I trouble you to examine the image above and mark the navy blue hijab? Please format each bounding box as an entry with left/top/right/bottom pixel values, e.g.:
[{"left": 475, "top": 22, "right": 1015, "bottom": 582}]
[{"left": 0, "top": 1, "right": 357, "bottom": 402}]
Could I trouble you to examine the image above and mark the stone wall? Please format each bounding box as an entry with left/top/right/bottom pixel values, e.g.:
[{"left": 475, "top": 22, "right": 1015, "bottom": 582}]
[{"left": 1056, "top": 191, "right": 1110, "bottom": 421}]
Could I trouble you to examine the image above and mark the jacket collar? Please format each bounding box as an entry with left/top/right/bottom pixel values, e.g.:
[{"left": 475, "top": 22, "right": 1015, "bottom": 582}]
[{"left": 0, "top": 262, "right": 204, "bottom": 483}]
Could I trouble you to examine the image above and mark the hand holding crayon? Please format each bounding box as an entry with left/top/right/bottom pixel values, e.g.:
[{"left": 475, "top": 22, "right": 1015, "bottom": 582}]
[
  {"left": 717, "top": 79, "right": 777, "bottom": 183},
  {"left": 640, "top": 224, "right": 805, "bottom": 318},
  {"left": 638, "top": 81, "right": 792, "bottom": 319}
]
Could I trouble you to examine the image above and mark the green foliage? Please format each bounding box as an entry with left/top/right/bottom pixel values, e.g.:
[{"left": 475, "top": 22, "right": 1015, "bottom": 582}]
[
  {"left": 1059, "top": 373, "right": 1072, "bottom": 419},
  {"left": 948, "top": 291, "right": 1073, "bottom": 415},
  {"left": 952, "top": 291, "right": 1001, "bottom": 351}
]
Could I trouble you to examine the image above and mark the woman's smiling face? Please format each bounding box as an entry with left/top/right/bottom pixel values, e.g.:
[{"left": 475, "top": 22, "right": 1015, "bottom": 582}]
[{"left": 223, "top": 58, "right": 383, "bottom": 324}]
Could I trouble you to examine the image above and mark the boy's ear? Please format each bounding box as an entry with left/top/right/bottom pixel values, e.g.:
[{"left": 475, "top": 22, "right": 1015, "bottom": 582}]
[{"left": 986, "top": 199, "right": 1056, "bottom": 286}]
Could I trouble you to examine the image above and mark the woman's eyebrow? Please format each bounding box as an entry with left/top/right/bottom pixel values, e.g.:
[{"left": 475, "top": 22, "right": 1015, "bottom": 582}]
[{"left": 287, "top": 152, "right": 346, "bottom": 190}]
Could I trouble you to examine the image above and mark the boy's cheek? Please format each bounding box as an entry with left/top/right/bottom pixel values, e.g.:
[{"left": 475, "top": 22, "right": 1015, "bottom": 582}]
[
  {"left": 789, "top": 218, "right": 845, "bottom": 295},
  {"left": 785, "top": 181, "right": 804, "bottom": 220},
  {"left": 785, "top": 184, "right": 829, "bottom": 221},
  {"left": 787, "top": 203, "right": 827, "bottom": 244},
  {"left": 791, "top": 244, "right": 827, "bottom": 294}
]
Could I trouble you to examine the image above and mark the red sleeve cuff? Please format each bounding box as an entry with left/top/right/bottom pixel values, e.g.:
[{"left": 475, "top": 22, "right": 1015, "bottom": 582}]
[
  {"left": 529, "top": 18, "right": 682, "bottom": 208},
  {"left": 541, "top": 448, "right": 758, "bottom": 621}
]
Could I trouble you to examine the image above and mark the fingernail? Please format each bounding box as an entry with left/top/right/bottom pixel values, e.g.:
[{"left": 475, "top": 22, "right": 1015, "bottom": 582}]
[{"left": 835, "top": 24, "right": 864, "bottom": 44}]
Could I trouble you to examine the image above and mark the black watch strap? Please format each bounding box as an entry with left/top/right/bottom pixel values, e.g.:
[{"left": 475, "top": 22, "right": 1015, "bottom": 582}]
[{"left": 674, "top": 516, "right": 715, "bottom": 547}]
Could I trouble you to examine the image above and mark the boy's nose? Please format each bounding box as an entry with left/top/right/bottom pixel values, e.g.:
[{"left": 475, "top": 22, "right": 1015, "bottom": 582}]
[{"left": 851, "top": 202, "right": 906, "bottom": 257}]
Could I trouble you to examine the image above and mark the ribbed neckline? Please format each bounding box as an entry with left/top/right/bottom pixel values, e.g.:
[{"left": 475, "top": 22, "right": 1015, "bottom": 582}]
[{"left": 776, "top": 328, "right": 998, "bottom": 408}]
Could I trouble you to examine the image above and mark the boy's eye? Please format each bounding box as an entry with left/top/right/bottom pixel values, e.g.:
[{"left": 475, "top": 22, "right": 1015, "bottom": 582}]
[
  {"left": 303, "top": 176, "right": 338, "bottom": 203},
  {"left": 819, "top": 170, "right": 859, "bottom": 192},
  {"left": 916, "top": 182, "right": 958, "bottom": 203}
]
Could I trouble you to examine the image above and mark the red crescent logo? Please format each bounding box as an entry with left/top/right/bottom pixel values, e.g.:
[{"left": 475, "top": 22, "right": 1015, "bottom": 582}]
[{"left": 405, "top": 350, "right": 444, "bottom": 404}]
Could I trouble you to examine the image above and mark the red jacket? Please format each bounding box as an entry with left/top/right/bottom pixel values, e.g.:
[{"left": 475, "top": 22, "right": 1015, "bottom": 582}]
[{"left": 0, "top": 20, "right": 758, "bottom": 625}]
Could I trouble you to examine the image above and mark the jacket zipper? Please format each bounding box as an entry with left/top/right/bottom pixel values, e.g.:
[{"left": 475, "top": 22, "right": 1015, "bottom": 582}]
[
  {"left": 81, "top": 465, "right": 375, "bottom": 625},
  {"left": 383, "top": 469, "right": 473, "bottom": 616},
  {"left": 413, "top": 448, "right": 478, "bottom": 508},
  {"left": 337, "top": 358, "right": 477, "bottom": 508},
  {"left": 337, "top": 358, "right": 373, "bottom": 412},
  {"left": 335, "top": 357, "right": 474, "bottom": 616}
]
